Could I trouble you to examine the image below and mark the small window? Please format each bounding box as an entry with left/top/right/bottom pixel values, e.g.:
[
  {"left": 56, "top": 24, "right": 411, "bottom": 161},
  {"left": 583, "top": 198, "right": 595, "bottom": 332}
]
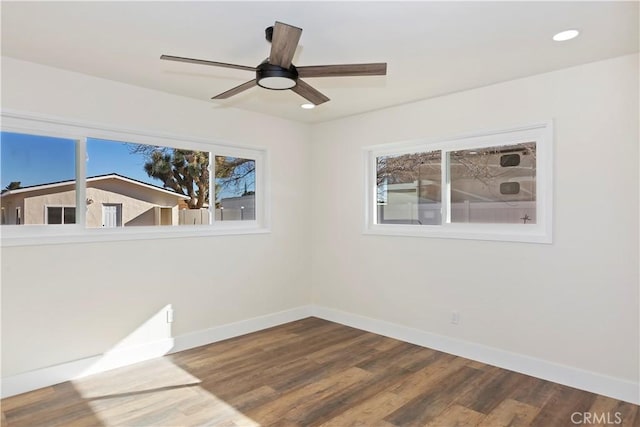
[
  {"left": 46, "top": 206, "right": 76, "bottom": 224},
  {"left": 365, "top": 122, "right": 552, "bottom": 243},
  {"left": 500, "top": 153, "right": 521, "bottom": 167}
]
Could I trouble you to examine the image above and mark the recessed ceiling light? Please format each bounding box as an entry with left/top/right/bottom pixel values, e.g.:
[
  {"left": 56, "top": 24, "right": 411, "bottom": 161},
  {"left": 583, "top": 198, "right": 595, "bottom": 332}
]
[
  {"left": 553, "top": 29, "right": 580, "bottom": 42},
  {"left": 300, "top": 103, "right": 315, "bottom": 110}
]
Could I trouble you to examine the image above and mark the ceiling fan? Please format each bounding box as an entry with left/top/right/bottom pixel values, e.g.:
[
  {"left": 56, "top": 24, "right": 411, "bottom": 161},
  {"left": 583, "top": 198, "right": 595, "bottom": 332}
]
[{"left": 161, "top": 21, "right": 387, "bottom": 106}]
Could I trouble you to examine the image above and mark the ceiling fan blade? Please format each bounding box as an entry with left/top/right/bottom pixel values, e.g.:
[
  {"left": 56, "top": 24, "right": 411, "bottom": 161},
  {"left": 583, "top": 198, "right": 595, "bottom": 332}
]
[
  {"left": 269, "top": 22, "right": 302, "bottom": 68},
  {"left": 297, "top": 63, "right": 387, "bottom": 78},
  {"left": 161, "top": 55, "right": 255, "bottom": 72},
  {"left": 291, "top": 79, "right": 330, "bottom": 105},
  {"left": 211, "top": 80, "right": 258, "bottom": 99}
]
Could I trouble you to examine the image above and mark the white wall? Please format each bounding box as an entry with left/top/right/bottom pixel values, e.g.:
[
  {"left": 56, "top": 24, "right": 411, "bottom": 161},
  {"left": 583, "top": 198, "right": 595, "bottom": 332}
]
[
  {"left": 310, "top": 54, "right": 639, "bottom": 385},
  {"left": 0, "top": 57, "right": 312, "bottom": 377}
]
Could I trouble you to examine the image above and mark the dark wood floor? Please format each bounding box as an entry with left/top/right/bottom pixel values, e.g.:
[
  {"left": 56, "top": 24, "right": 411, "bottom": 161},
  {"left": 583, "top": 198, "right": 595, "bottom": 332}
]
[{"left": 2, "top": 317, "right": 638, "bottom": 426}]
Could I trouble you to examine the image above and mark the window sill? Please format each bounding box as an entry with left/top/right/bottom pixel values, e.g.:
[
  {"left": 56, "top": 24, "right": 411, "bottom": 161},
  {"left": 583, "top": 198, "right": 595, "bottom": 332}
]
[
  {"left": 0, "top": 224, "right": 271, "bottom": 247},
  {"left": 363, "top": 223, "right": 552, "bottom": 244}
]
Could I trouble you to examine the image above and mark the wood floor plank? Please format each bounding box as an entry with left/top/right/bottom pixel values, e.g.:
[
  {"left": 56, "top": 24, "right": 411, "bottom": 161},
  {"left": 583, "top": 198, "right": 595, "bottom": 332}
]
[
  {"left": 465, "top": 360, "right": 490, "bottom": 371},
  {"left": 388, "top": 352, "right": 467, "bottom": 397},
  {"left": 424, "top": 404, "right": 485, "bottom": 427},
  {"left": 245, "top": 366, "right": 372, "bottom": 425},
  {"left": 616, "top": 401, "right": 640, "bottom": 427},
  {"left": 455, "top": 367, "right": 530, "bottom": 414},
  {"left": 477, "top": 398, "right": 540, "bottom": 427},
  {"left": 356, "top": 340, "right": 421, "bottom": 373},
  {"left": 508, "top": 375, "right": 559, "bottom": 408},
  {"left": 224, "top": 385, "right": 279, "bottom": 414},
  {"left": 3, "top": 317, "right": 638, "bottom": 427},
  {"left": 317, "top": 391, "right": 410, "bottom": 427},
  {"left": 0, "top": 387, "right": 56, "bottom": 412},
  {"left": 391, "top": 346, "right": 439, "bottom": 373},
  {"left": 384, "top": 366, "right": 484, "bottom": 426},
  {"left": 529, "top": 385, "right": 598, "bottom": 427},
  {"left": 286, "top": 364, "right": 413, "bottom": 426},
  {"left": 306, "top": 331, "right": 381, "bottom": 364}
]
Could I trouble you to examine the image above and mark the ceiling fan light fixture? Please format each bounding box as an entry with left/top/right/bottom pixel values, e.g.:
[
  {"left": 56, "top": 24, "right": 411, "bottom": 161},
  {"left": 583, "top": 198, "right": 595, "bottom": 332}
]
[
  {"left": 258, "top": 76, "right": 297, "bottom": 90},
  {"left": 256, "top": 61, "right": 298, "bottom": 90}
]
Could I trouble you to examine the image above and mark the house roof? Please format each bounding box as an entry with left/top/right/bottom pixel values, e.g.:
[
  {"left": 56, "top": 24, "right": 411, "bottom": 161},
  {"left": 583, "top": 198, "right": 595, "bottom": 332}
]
[{"left": 1, "top": 173, "right": 191, "bottom": 200}]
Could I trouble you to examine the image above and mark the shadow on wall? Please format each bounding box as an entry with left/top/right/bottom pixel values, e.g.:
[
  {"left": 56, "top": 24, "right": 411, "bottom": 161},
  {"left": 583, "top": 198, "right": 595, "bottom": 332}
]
[
  {"left": 1, "top": 304, "right": 175, "bottom": 398},
  {"left": 125, "top": 207, "right": 156, "bottom": 226},
  {"left": 77, "top": 304, "right": 175, "bottom": 377}
]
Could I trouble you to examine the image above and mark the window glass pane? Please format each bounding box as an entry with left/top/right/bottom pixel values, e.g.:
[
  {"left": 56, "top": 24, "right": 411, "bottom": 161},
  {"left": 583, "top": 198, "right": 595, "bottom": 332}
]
[
  {"left": 376, "top": 151, "right": 441, "bottom": 225},
  {"left": 86, "top": 138, "right": 210, "bottom": 227},
  {"left": 64, "top": 207, "right": 76, "bottom": 224},
  {"left": 47, "top": 207, "right": 62, "bottom": 224},
  {"left": 215, "top": 156, "right": 256, "bottom": 221},
  {"left": 1, "top": 132, "right": 76, "bottom": 226},
  {"left": 449, "top": 142, "right": 536, "bottom": 224}
]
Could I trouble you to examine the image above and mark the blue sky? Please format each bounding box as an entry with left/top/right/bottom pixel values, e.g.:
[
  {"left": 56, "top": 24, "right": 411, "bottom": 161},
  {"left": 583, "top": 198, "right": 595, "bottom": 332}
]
[
  {"left": 1, "top": 133, "right": 158, "bottom": 188},
  {"left": 1, "top": 132, "right": 76, "bottom": 188},
  {"left": 86, "top": 138, "right": 157, "bottom": 185},
  {"left": 1, "top": 132, "right": 253, "bottom": 200}
]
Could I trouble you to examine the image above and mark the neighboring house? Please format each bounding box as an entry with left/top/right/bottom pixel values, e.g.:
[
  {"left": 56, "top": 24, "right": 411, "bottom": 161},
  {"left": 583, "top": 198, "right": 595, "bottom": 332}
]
[
  {"left": 379, "top": 147, "right": 536, "bottom": 225},
  {"left": 219, "top": 194, "right": 255, "bottom": 221},
  {"left": 0, "top": 174, "right": 190, "bottom": 227}
]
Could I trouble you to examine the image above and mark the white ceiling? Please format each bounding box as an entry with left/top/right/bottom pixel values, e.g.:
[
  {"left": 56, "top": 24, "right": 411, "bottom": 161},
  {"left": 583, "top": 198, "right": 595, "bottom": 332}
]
[{"left": 1, "top": 1, "right": 638, "bottom": 123}]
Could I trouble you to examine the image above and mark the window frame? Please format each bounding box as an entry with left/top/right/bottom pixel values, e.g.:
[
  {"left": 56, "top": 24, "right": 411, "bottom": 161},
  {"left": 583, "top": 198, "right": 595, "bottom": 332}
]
[
  {"left": 364, "top": 121, "right": 553, "bottom": 243},
  {"left": 44, "top": 205, "right": 77, "bottom": 225},
  {"left": 1, "top": 110, "right": 270, "bottom": 246}
]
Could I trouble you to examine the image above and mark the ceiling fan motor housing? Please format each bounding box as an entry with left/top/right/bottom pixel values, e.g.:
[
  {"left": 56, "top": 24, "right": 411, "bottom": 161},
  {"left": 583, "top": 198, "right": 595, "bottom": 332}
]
[{"left": 256, "top": 61, "right": 298, "bottom": 90}]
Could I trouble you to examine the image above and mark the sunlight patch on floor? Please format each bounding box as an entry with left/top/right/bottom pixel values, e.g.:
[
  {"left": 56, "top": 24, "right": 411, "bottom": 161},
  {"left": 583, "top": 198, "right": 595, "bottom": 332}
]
[{"left": 73, "top": 358, "right": 260, "bottom": 426}]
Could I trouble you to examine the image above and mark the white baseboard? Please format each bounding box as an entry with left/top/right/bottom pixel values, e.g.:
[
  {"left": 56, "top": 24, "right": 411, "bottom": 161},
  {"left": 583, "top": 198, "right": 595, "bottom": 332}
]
[
  {"left": 1, "top": 305, "right": 314, "bottom": 399},
  {"left": 311, "top": 305, "right": 640, "bottom": 405},
  {"left": 3, "top": 304, "right": 638, "bottom": 406},
  {"left": 170, "top": 305, "right": 314, "bottom": 354},
  {"left": 1, "top": 338, "right": 175, "bottom": 399}
]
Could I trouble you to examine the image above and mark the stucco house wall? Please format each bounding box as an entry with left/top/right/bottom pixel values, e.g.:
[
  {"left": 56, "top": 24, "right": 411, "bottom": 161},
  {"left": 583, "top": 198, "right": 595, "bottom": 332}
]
[{"left": 1, "top": 175, "right": 188, "bottom": 226}]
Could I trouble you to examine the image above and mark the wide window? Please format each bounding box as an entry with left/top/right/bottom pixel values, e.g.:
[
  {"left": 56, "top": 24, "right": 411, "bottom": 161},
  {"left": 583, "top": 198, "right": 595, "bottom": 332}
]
[
  {"left": 365, "top": 122, "right": 552, "bottom": 243},
  {"left": 1, "top": 112, "right": 267, "bottom": 245}
]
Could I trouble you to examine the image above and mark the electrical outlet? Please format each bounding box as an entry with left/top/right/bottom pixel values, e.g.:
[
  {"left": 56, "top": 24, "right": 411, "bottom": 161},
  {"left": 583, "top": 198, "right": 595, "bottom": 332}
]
[{"left": 451, "top": 311, "right": 460, "bottom": 325}]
